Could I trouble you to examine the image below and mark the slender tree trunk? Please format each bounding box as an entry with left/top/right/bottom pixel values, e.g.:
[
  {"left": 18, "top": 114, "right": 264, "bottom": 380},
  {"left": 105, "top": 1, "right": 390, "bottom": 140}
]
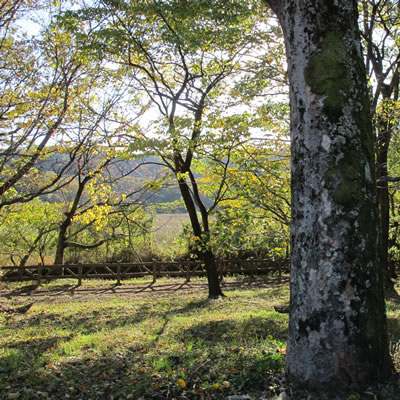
[
  {"left": 20, "top": 231, "right": 48, "bottom": 267},
  {"left": 376, "top": 121, "right": 394, "bottom": 287},
  {"left": 20, "top": 253, "right": 32, "bottom": 267},
  {"left": 202, "top": 248, "right": 222, "bottom": 297},
  {"left": 54, "top": 220, "right": 69, "bottom": 265},
  {"left": 177, "top": 177, "right": 224, "bottom": 298},
  {"left": 388, "top": 192, "right": 398, "bottom": 278},
  {"left": 375, "top": 74, "right": 399, "bottom": 285},
  {"left": 363, "top": 3, "right": 400, "bottom": 287},
  {"left": 265, "top": 0, "right": 391, "bottom": 392},
  {"left": 54, "top": 177, "right": 88, "bottom": 265}
]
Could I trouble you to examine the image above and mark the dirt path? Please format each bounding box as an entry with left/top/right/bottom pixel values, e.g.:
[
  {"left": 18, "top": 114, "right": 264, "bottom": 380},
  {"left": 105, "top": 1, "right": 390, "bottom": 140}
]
[{"left": 0, "top": 276, "right": 289, "bottom": 304}]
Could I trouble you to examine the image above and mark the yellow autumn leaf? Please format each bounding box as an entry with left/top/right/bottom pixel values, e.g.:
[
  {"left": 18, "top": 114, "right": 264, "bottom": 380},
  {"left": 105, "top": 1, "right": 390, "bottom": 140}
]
[{"left": 176, "top": 378, "right": 186, "bottom": 389}]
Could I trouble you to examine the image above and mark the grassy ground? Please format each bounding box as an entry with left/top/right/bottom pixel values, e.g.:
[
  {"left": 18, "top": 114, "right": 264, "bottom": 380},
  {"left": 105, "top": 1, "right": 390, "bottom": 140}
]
[
  {"left": 0, "top": 276, "right": 289, "bottom": 400},
  {"left": 0, "top": 276, "right": 399, "bottom": 400}
]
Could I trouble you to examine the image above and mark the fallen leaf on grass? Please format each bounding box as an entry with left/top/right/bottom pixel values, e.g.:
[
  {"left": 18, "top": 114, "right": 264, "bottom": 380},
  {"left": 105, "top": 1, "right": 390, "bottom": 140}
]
[{"left": 176, "top": 378, "right": 186, "bottom": 389}]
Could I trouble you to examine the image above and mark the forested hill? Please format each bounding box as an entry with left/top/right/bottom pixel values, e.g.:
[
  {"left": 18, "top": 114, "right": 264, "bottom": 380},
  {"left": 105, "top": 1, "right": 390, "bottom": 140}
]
[
  {"left": 35, "top": 154, "right": 210, "bottom": 208},
  {"left": 36, "top": 154, "right": 164, "bottom": 178}
]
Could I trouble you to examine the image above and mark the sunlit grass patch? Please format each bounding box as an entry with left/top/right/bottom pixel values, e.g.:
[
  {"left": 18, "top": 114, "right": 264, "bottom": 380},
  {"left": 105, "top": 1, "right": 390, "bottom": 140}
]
[{"left": 0, "top": 279, "right": 290, "bottom": 399}]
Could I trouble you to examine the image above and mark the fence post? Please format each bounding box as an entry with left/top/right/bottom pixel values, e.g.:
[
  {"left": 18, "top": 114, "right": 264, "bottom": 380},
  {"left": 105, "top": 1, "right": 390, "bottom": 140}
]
[
  {"left": 248, "top": 260, "right": 254, "bottom": 279},
  {"left": 37, "top": 265, "right": 42, "bottom": 286},
  {"left": 152, "top": 261, "right": 157, "bottom": 283},
  {"left": 278, "top": 262, "right": 282, "bottom": 283},
  {"left": 117, "top": 264, "right": 121, "bottom": 285},
  {"left": 78, "top": 265, "right": 82, "bottom": 286},
  {"left": 186, "top": 261, "right": 191, "bottom": 282}
]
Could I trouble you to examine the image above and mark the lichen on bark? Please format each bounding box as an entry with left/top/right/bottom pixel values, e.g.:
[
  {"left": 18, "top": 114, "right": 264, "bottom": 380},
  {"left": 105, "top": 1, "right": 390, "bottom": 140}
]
[{"left": 304, "top": 31, "right": 351, "bottom": 122}]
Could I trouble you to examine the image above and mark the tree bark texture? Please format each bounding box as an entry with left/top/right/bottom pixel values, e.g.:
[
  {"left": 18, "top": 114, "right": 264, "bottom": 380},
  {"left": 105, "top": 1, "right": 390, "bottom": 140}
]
[{"left": 264, "top": 0, "right": 391, "bottom": 392}]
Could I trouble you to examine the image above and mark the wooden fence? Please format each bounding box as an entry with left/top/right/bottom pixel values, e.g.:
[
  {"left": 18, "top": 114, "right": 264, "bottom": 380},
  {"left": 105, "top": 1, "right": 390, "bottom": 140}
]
[{"left": 0, "top": 259, "right": 288, "bottom": 285}]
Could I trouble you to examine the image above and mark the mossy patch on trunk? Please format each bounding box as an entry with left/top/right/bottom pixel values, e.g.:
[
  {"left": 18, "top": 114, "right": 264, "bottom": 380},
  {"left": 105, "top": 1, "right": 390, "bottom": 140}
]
[{"left": 304, "top": 31, "right": 351, "bottom": 122}]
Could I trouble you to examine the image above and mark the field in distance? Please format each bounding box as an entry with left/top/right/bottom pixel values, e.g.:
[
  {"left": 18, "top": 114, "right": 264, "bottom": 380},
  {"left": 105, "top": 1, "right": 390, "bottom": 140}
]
[{"left": 153, "top": 213, "right": 189, "bottom": 246}]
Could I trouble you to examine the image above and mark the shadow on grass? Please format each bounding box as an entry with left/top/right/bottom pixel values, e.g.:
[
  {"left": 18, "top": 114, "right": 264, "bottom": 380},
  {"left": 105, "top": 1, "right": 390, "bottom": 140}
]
[
  {"left": 3, "top": 283, "right": 40, "bottom": 298},
  {"left": 174, "top": 297, "right": 211, "bottom": 314},
  {"left": 1, "top": 281, "right": 199, "bottom": 300},
  {"left": 3, "top": 303, "right": 154, "bottom": 334},
  {"left": 0, "top": 335, "right": 73, "bottom": 378},
  {"left": 3, "top": 296, "right": 216, "bottom": 336},
  {"left": 221, "top": 275, "right": 289, "bottom": 289},
  {"left": 1, "top": 314, "right": 286, "bottom": 399},
  {"left": 7, "top": 335, "right": 73, "bottom": 352},
  {"left": 181, "top": 315, "right": 288, "bottom": 344},
  {"left": 387, "top": 316, "right": 400, "bottom": 344}
]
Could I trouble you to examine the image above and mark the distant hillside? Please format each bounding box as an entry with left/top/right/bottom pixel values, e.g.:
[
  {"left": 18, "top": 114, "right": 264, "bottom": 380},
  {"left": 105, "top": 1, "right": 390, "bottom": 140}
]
[
  {"left": 36, "top": 154, "right": 212, "bottom": 209},
  {"left": 36, "top": 154, "right": 165, "bottom": 179}
]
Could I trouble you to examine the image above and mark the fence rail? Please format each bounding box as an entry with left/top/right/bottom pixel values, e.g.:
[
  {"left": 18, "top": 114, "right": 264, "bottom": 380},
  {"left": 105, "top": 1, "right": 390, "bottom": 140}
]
[{"left": 0, "top": 259, "right": 289, "bottom": 285}]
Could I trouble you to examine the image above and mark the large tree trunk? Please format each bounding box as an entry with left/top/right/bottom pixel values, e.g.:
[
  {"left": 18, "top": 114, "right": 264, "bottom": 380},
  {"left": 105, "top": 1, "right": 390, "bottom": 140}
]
[{"left": 265, "top": 0, "right": 391, "bottom": 393}]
